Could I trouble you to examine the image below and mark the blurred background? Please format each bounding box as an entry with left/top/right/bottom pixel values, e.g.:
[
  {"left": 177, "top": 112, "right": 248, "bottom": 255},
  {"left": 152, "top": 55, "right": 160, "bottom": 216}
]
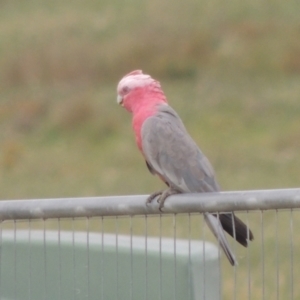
[{"left": 0, "top": 0, "right": 300, "bottom": 200}]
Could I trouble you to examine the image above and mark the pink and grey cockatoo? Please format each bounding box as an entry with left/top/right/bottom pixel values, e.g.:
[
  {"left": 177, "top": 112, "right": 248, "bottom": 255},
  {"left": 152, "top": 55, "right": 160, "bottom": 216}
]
[{"left": 117, "top": 70, "right": 254, "bottom": 265}]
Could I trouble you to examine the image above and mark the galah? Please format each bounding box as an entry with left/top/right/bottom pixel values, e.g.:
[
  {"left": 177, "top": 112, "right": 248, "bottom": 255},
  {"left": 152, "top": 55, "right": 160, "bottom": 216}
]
[{"left": 117, "top": 70, "right": 254, "bottom": 265}]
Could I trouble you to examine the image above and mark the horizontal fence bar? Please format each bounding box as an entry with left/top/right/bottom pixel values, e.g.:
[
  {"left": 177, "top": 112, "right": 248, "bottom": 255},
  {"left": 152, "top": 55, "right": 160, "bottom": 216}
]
[{"left": 0, "top": 188, "right": 300, "bottom": 220}]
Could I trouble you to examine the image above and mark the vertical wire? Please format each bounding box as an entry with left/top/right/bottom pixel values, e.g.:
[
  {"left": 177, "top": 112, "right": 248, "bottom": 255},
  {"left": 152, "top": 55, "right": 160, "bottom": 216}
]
[
  {"left": 101, "top": 217, "right": 104, "bottom": 300},
  {"left": 159, "top": 215, "right": 162, "bottom": 300},
  {"left": 43, "top": 219, "right": 47, "bottom": 300},
  {"left": 275, "top": 210, "right": 279, "bottom": 300},
  {"left": 232, "top": 213, "right": 237, "bottom": 300},
  {"left": 246, "top": 211, "right": 251, "bottom": 300},
  {"left": 14, "top": 220, "right": 17, "bottom": 300},
  {"left": 145, "top": 215, "right": 148, "bottom": 300},
  {"left": 289, "top": 209, "right": 294, "bottom": 300},
  {"left": 173, "top": 214, "right": 177, "bottom": 300},
  {"left": 87, "top": 217, "right": 90, "bottom": 300},
  {"left": 202, "top": 214, "right": 206, "bottom": 300},
  {"left": 58, "top": 218, "right": 62, "bottom": 300},
  {"left": 72, "top": 218, "right": 76, "bottom": 300},
  {"left": 130, "top": 216, "right": 133, "bottom": 300},
  {"left": 115, "top": 216, "right": 119, "bottom": 300},
  {"left": 28, "top": 220, "right": 32, "bottom": 300},
  {"left": 188, "top": 214, "right": 191, "bottom": 300},
  {"left": 216, "top": 213, "right": 221, "bottom": 300},
  {"left": 0, "top": 221, "right": 2, "bottom": 297},
  {"left": 261, "top": 211, "right": 265, "bottom": 300}
]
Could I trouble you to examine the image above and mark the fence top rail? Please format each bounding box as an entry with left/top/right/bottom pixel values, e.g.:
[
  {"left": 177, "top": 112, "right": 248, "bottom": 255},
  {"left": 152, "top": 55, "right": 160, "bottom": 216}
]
[{"left": 0, "top": 188, "right": 300, "bottom": 221}]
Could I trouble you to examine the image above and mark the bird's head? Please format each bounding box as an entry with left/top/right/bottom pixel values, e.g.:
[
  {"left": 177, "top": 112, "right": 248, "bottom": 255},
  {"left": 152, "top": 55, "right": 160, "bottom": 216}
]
[{"left": 117, "top": 70, "right": 167, "bottom": 113}]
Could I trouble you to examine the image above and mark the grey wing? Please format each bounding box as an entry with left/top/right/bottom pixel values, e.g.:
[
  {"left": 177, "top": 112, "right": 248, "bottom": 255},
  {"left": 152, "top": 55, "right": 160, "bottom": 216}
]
[{"left": 141, "top": 105, "right": 220, "bottom": 193}]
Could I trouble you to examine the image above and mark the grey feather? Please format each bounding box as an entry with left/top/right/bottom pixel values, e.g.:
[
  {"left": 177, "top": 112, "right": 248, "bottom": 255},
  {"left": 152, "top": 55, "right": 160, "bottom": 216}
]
[
  {"left": 141, "top": 104, "right": 220, "bottom": 193},
  {"left": 141, "top": 104, "right": 237, "bottom": 265},
  {"left": 204, "top": 213, "right": 236, "bottom": 266}
]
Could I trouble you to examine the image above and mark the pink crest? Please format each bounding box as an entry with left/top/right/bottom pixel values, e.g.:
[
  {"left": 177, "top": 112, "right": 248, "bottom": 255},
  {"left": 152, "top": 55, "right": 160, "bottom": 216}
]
[{"left": 123, "top": 70, "right": 143, "bottom": 77}]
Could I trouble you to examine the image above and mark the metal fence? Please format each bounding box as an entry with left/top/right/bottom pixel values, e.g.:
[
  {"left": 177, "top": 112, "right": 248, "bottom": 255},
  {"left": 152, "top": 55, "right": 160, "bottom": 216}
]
[{"left": 0, "top": 188, "right": 300, "bottom": 300}]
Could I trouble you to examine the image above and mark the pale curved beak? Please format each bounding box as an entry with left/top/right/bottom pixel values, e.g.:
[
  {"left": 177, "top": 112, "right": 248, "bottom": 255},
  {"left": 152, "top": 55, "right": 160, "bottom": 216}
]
[{"left": 117, "top": 95, "right": 123, "bottom": 105}]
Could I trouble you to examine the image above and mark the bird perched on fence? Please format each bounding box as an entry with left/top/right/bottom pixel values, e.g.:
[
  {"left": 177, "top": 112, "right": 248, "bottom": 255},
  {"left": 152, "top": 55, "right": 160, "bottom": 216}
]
[{"left": 117, "top": 70, "right": 254, "bottom": 265}]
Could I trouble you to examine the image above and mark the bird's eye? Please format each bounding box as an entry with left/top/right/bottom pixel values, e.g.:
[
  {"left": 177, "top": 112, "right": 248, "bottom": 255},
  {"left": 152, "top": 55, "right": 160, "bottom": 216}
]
[{"left": 122, "top": 86, "right": 130, "bottom": 94}]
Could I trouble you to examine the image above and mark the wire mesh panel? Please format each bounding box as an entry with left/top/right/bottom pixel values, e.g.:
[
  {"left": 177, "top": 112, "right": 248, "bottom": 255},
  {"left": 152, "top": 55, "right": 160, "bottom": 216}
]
[
  {"left": 0, "top": 189, "right": 300, "bottom": 299},
  {"left": 0, "top": 215, "right": 221, "bottom": 300}
]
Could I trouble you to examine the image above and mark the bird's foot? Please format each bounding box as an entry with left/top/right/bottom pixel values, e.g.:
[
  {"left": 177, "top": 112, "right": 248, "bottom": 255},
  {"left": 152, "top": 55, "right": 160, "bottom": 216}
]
[
  {"left": 146, "top": 188, "right": 180, "bottom": 211},
  {"left": 146, "top": 189, "right": 164, "bottom": 204}
]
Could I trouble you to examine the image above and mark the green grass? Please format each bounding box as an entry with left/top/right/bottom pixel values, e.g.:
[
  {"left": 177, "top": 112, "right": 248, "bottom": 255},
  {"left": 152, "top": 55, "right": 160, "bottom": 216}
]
[
  {"left": 1, "top": 74, "right": 299, "bottom": 199},
  {"left": 0, "top": 0, "right": 300, "bottom": 298}
]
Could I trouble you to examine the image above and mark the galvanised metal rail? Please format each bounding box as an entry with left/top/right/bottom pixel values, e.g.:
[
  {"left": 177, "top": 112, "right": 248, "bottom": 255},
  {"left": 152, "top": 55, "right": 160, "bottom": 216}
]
[{"left": 0, "top": 188, "right": 300, "bottom": 220}]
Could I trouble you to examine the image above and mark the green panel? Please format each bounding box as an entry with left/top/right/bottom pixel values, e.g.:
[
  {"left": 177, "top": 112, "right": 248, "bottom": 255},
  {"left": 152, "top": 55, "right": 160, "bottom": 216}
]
[{"left": 0, "top": 230, "right": 220, "bottom": 300}]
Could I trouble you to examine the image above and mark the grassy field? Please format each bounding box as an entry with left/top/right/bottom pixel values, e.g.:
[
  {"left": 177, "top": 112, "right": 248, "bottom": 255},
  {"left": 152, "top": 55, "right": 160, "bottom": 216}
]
[{"left": 0, "top": 0, "right": 300, "bottom": 298}]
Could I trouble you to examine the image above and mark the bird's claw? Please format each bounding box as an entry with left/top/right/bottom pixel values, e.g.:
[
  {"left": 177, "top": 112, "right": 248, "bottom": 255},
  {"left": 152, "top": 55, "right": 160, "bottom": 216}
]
[
  {"left": 146, "top": 188, "right": 180, "bottom": 212},
  {"left": 146, "top": 190, "right": 164, "bottom": 204}
]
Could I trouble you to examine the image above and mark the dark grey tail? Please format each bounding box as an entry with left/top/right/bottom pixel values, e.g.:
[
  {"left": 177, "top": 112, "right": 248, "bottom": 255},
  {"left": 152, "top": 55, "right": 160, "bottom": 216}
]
[{"left": 215, "top": 213, "right": 254, "bottom": 247}]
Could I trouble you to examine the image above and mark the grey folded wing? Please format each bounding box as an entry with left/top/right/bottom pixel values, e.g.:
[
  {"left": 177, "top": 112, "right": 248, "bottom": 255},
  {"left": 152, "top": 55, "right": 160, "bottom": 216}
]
[{"left": 141, "top": 104, "right": 220, "bottom": 193}]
